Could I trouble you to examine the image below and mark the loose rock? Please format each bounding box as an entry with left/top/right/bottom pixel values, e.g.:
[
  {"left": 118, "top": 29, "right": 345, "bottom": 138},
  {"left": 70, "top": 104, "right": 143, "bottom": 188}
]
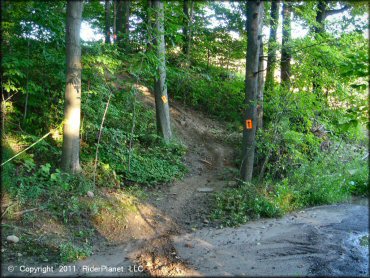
[
  {"left": 197, "top": 187, "right": 214, "bottom": 193},
  {"left": 227, "top": 181, "right": 238, "bottom": 187},
  {"left": 6, "top": 235, "right": 19, "bottom": 243},
  {"left": 184, "top": 243, "right": 194, "bottom": 248},
  {"left": 87, "top": 191, "right": 94, "bottom": 198}
]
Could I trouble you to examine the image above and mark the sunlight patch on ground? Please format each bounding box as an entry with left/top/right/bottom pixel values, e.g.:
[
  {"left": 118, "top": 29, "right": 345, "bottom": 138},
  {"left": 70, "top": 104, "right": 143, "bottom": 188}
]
[{"left": 134, "top": 84, "right": 151, "bottom": 96}]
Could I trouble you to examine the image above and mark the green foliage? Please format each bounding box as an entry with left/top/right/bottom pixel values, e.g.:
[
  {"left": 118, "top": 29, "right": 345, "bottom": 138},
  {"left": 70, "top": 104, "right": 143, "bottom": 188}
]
[
  {"left": 2, "top": 149, "right": 95, "bottom": 224},
  {"left": 212, "top": 182, "right": 282, "bottom": 227},
  {"left": 59, "top": 242, "right": 93, "bottom": 263},
  {"left": 273, "top": 146, "right": 368, "bottom": 210},
  {"left": 167, "top": 61, "right": 245, "bottom": 122},
  {"left": 2, "top": 0, "right": 368, "bottom": 246},
  {"left": 79, "top": 47, "right": 188, "bottom": 186},
  {"left": 122, "top": 144, "right": 187, "bottom": 185},
  {"left": 213, "top": 145, "right": 367, "bottom": 227}
]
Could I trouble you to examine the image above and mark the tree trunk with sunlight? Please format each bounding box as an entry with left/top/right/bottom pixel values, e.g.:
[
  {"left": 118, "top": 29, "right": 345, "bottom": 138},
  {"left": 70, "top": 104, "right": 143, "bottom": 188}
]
[
  {"left": 61, "top": 0, "right": 83, "bottom": 173},
  {"left": 241, "top": 0, "right": 264, "bottom": 182},
  {"left": 153, "top": 0, "right": 172, "bottom": 142}
]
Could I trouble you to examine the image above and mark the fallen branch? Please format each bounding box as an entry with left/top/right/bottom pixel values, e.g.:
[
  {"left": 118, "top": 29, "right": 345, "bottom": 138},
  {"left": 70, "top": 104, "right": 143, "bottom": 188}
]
[
  {"left": 13, "top": 207, "right": 39, "bottom": 215},
  {"left": 199, "top": 159, "right": 212, "bottom": 166}
]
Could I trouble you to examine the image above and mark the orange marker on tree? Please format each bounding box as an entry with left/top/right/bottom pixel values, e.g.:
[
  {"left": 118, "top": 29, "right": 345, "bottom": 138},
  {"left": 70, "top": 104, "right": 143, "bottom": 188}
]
[
  {"left": 246, "top": 119, "right": 253, "bottom": 129},
  {"left": 161, "top": 95, "right": 168, "bottom": 104}
]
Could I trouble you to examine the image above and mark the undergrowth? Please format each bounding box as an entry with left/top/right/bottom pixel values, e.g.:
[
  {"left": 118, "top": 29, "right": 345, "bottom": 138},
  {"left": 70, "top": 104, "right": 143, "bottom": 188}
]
[
  {"left": 212, "top": 143, "right": 368, "bottom": 227},
  {"left": 1, "top": 43, "right": 187, "bottom": 263}
]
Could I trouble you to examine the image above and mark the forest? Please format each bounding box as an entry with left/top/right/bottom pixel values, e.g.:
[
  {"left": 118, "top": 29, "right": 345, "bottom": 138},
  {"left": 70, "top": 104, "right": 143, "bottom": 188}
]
[{"left": 1, "top": 0, "right": 369, "bottom": 276}]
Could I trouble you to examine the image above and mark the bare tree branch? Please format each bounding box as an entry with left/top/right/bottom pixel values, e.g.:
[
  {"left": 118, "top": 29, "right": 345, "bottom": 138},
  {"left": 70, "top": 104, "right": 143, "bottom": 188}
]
[{"left": 325, "top": 5, "right": 350, "bottom": 17}]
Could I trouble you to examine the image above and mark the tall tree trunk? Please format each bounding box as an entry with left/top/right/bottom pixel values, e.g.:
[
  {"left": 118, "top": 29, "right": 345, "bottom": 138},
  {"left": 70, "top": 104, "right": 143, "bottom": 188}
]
[
  {"left": 61, "top": 0, "right": 83, "bottom": 173},
  {"left": 182, "top": 0, "right": 193, "bottom": 64},
  {"left": 116, "top": 0, "right": 130, "bottom": 47},
  {"left": 312, "top": 1, "right": 349, "bottom": 96},
  {"left": 280, "top": 1, "right": 291, "bottom": 88},
  {"left": 123, "top": 0, "right": 131, "bottom": 40},
  {"left": 312, "top": 0, "right": 325, "bottom": 95},
  {"left": 265, "top": 0, "right": 279, "bottom": 90},
  {"left": 105, "top": 0, "right": 111, "bottom": 44},
  {"left": 116, "top": 0, "right": 123, "bottom": 40},
  {"left": 241, "top": 0, "right": 264, "bottom": 182},
  {"left": 182, "top": 0, "right": 189, "bottom": 54},
  {"left": 113, "top": 0, "right": 117, "bottom": 42},
  {"left": 314, "top": 0, "right": 326, "bottom": 35},
  {"left": 23, "top": 39, "right": 30, "bottom": 123},
  {"left": 153, "top": 0, "right": 172, "bottom": 142},
  {"left": 207, "top": 47, "right": 210, "bottom": 69},
  {"left": 257, "top": 39, "right": 265, "bottom": 130},
  {"left": 146, "top": 0, "right": 154, "bottom": 51}
]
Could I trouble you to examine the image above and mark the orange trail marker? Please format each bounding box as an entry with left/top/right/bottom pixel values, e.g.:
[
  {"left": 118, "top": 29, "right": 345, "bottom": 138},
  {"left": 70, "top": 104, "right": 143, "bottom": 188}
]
[
  {"left": 246, "top": 119, "right": 253, "bottom": 129},
  {"left": 161, "top": 95, "right": 168, "bottom": 104}
]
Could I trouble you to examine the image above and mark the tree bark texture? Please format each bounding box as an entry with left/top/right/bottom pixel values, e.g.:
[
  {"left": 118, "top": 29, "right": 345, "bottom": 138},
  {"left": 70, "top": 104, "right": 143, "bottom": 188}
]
[
  {"left": 265, "top": 0, "right": 279, "bottom": 90},
  {"left": 116, "top": 0, "right": 123, "bottom": 39},
  {"left": 113, "top": 0, "right": 117, "bottom": 42},
  {"left": 116, "top": 0, "right": 130, "bottom": 47},
  {"left": 61, "top": 0, "right": 83, "bottom": 173},
  {"left": 314, "top": 0, "right": 326, "bottom": 35},
  {"left": 241, "top": 0, "right": 264, "bottom": 182},
  {"left": 153, "top": 0, "right": 172, "bottom": 142},
  {"left": 312, "top": 0, "right": 326, "bottom": 95},
  {"left": 182, "top": 0, "right": 189, "bottom": 54},
  {"left": 105, "top": 0, "right": 111, "bottom": 44},
  {"left": 146, "top": 0, "right": 154, "bottom": 51},
  {"left": 257, "top": 39, "right": 264, "bottom": 130},
  {"left": 280, "top": 1, "right": 291, "bottom": 88},
  {"left": 123, "top": 0, "right": 131, "bottom": 39},
  {"left": 182, "top": 0, "right": 193, "bottom": 62}
]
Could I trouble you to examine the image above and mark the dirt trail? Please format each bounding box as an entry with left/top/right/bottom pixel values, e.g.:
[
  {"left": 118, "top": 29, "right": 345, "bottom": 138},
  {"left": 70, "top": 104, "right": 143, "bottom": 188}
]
[
  {"left": 130, "top": 85, "right": 238, "bottom": 276},
  {"left": 135, "top": 84, "right": 236, "bottom": 229},
  {"left": 3, "top": 86, "right": 368, "bottom": 277}
]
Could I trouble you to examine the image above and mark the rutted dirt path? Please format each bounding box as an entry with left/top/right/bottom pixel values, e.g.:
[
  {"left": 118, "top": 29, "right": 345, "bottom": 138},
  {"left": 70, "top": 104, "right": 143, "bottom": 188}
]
[
  {"left": 3, "top": 86, "right": 368, "bottom": 277},
  {"left": 173, "top": 203, "right": 369, "bottom": 276}
]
